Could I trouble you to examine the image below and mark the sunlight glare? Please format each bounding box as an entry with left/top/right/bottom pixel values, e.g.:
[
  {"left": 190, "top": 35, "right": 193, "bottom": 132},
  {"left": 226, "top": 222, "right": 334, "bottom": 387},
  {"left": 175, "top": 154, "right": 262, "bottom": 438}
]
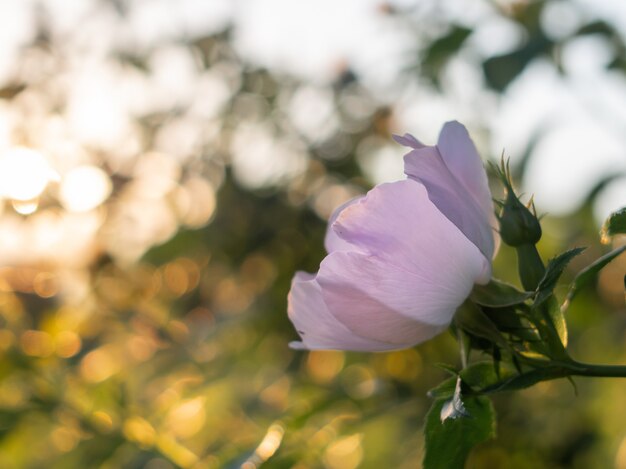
[
  {"left": 59, "top": 165, "right": 112, "bottom": 212},
  {"left": 0, "top": 147, "right": 57, "bottom": 202},
  {"left": 12, "top": 200, "right": 38, "bottom": 215}
]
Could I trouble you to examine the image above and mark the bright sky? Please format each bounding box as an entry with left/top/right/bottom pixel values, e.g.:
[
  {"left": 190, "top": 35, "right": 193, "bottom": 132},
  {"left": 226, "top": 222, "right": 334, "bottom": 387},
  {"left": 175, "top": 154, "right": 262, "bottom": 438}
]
[
  {"left": 0, "top": 0, "right": 624, "bottom": 227},
  {"left": 231, "top": 0, "right": 626, "bottom": 222}
]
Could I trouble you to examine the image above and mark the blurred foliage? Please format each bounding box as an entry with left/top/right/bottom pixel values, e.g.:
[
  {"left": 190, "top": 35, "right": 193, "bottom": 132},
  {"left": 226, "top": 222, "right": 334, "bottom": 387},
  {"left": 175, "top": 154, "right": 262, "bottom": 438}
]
[{"left": 0, "top": 0, "right": 624, "bottom": 468}]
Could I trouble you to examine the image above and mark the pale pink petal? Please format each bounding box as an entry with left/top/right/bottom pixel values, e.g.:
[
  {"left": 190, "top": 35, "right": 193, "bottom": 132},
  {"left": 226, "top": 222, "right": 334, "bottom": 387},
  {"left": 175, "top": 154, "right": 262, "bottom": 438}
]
[
  {"left": 317, "top": 180, "right": 489, "bottom": 344},
  {"left": 403, "top": 143, "right": 495, "bottom": 259},
  {"left": 437, "top": 121, "right": 500, "bottom": 256},
  {"left": 332, "top": 179, "right": 490, "bottom": 286},
  {"left": 324, "top": 196, "right": 363, "bottom": 253},
  {"left": 437, "top": 122, "right": 493, "bottom": 224},
  {"left": 287, "top": 271, "right": 402, "bottom": 351},
  {"left": 393, "top": 133, "right": 425, "bottom": 149},
  {"left": 318, "top": 252, "right": 453, "bottom": 344}
]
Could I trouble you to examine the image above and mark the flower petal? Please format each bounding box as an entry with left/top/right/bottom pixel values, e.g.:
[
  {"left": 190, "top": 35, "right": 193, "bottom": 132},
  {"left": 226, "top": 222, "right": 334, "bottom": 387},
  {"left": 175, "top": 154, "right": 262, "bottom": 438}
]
[
  {"left": 393, "top": 133, "right": 425, "bottom": 149},
  {"left": 318, "top": 251, "right": 454, "bottom": 344},
  {"left": 324, "top": 196, "right": 363, "bottom": 253},
  {"left": 318, "top": 179, "right": 490, "bottom": 344},
  {"left": 332, "top": 179, "right": 490, "bottom": 285},
  {"left": 437, "top": 121, "right": 494, "bottom": 226},
  {"left": 287, "top": 271, "right": 401, "bottom": 351},
  {"left": 403, "top": 140, "right": 495, "bottom": 259}
]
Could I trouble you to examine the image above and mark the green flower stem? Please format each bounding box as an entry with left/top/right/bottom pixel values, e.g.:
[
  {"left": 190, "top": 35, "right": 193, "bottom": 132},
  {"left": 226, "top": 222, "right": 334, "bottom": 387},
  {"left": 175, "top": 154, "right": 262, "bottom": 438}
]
[
  {"left": 472, "top": 359, "right": 626, "bottom": 396},
  {"left": 566, "top": 361, "right": 626, "bottom": 378},
  {"left": 515, "top": 243, "right": 545, "bottom": 291}
]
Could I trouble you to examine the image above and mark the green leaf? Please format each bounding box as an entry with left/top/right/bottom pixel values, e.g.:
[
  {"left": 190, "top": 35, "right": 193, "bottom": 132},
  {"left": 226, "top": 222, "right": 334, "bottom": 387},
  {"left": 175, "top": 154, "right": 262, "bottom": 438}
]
[
  {"left": 428, "top": 376, "right": 457, "bottom": 400},
  {"left": 564, "top": 245, "right": 626, "bottom": 307},
  {"left": 576, "top": 20, "right": 618, "bottom": 37},
  {"left": 535, "top": 247, "right": 586, "bottom": 306},
  {"left": 601, "top": 207, "right": 626, "bottom": 242},
  {"left": 470, "top": 279, "right": 533, "bottom": 307},
  {"left": 528, "top": 248, "right": 583, "bottom": 353},
  {"left": 434, "top": 363, "right": 459, "bottom": 376},
  {"left": 461, "top": 362, "right": 510, "bottom": 389},
  {"left": 482, "top": 38, "right": 552, "bottom": 91},
  {"left": 424, "top": 396, "right": 496, "bottom": 469},
  {"left": 422, "top": 26, "right": 472, "bottom": 84},
  {"left": 525, "top": 294, "right": 569, "bottom": 357}
]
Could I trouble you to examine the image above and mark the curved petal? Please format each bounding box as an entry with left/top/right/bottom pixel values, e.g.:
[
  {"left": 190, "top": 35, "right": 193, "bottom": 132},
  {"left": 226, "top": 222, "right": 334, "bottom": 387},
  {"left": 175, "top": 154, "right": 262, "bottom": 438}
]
[
  {"left": 437, "top": 122, "right": 494, "bottom": 224},
  {"left": 324, "top": 196, "right": 364, "bottom": 253},
  {"left": 393, "top": 133, "right": 425, "bottom": 149},
  {"left": 287, "top": 271, "right": 402, "bottom": 351},
  {"left": 318, "top": 180, "right": 490, "bottom": 344},
  {"left": 437, "top": 121, "right": 500, "bottom": 256},
  {"left": 318, "top": 252, "right": 454, "bottom": 344},
  {"left": 403, "top": 142, "right": 495, "bottom": 259},
  {"left": 331, "top": 179, "right": 490, "bottom": 285}
]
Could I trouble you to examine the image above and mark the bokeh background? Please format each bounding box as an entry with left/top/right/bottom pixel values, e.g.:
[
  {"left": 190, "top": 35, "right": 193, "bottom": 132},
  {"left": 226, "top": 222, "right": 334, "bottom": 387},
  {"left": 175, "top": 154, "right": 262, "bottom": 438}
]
[{"left": 0, "top": 0, "right": 625, "bottom": 467}]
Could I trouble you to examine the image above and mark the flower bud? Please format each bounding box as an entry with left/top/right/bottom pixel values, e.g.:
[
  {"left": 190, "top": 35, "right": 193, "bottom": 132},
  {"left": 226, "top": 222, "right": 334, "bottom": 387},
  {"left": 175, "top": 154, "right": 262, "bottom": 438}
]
[{"left": 498, "top": 187, "right": 542, "bottom": 247}]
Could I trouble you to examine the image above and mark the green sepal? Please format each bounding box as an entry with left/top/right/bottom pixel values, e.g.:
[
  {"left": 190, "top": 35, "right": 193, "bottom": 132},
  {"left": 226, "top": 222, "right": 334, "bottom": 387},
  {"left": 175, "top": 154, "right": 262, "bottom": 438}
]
[
  {"left": 427, "top": 362, "right": 517, "bottom": 400},
  {"left": 454, "top": 302, "right": 510, "bottom": 350},
  {"left": 470, "top": 278, "right": 533, "bottom": 308},
  {"left": 482, "top": 305, "right": 542, "bottom": 345},
  {"left": 516, "top": 243, "right": 546, "bottom": 291}
]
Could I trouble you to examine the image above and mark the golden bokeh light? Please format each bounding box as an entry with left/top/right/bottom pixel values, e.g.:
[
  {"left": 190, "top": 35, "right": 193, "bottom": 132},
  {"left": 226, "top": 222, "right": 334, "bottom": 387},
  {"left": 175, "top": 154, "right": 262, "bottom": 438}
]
[
  {"left": 91, "top": 411, "right": 114, "bottom": 434},
  {"left": 0, "top": 147, "right": 57, "bottom": 202},
  {"left": 54, "top": 330, "right": 82, "bottom": 358},
  {"left": 323, "top": 434, "right": 364, "bottom": 469},
  {"left": 306, "top": 351, "right": 345, "bottom": 384},
  {"left": 381, "top": 350, "right": 423, "bottom": 382},
  {"left": 33, "top": 271, "right": 58, "bottom": 298},
  {"left": 616, "top": 435, "right": 626, "bottom": 469},
  {"left": 243, "top": 423, "right": 285, "bottom": 468},
  {"left": 20, "top": 330, "right": 54, "bottom": 358},
  {"left": 80, "top": 346, "right": 121, "bottom": 383},
  {"left": 166, "top": 397, "right": 206, "bottom": 439},
  {"left": 51, "top": 426, "right": 80, "bottom": 453},
  {"left": 12, "top": 199, "right": 38, "bottom": 215},
  {"left": 59, "top": 165, "right": 112, "bottom": 212},
  {"left": 123, "top": 416, "right": 156, "bottom": 449},
  {"left": 340, "top": 365, "right": 377, "bottom": 400}
]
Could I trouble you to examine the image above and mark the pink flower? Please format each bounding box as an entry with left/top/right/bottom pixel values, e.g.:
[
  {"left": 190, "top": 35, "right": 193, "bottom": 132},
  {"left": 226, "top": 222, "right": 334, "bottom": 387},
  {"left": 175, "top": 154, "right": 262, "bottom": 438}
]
[{"left": 288, "top": 121, "right": 496, "bottom": 351}]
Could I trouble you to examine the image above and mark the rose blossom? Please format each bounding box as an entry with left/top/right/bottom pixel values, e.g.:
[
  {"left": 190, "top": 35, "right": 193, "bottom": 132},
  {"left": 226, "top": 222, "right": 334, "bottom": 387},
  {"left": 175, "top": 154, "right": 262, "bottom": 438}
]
[{"left": 287, "top": 121, "right": 497, "bottom": 351}]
